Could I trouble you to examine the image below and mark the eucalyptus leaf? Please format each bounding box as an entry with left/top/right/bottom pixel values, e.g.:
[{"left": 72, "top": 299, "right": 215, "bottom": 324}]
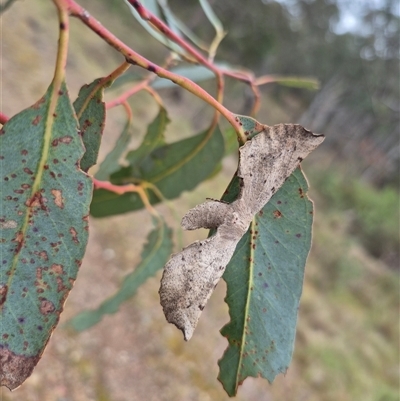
[
  {"left": 0, "top": 81, "right": 92, "bottom": 389},
  {"left": 91, "top": 125, "right": 224, "bottom": 217},
  {"left": 73, "top": 78, "right": 108, "bottom": 172},
  {"left": 218, "top": 168, "right": 314, "bottom": 395}
]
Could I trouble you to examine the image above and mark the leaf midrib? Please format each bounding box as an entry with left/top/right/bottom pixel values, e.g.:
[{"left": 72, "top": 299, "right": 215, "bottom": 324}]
[
  {"left": 148, "top": 126, "right": 215, "bottom": 184},
  {"left": 235, "top": 218, "right": 256, "bottom": 389},
  {"left": 8, "top": 81, "right": 65, "bottom": 289}
]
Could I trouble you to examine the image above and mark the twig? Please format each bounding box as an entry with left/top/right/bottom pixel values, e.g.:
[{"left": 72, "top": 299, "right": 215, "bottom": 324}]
[
  {"left": 60, "top": 0, "right": 246, "bottom": 142},
  {"left": 92, "top": 178, "right": 158, "bottom": 216}
]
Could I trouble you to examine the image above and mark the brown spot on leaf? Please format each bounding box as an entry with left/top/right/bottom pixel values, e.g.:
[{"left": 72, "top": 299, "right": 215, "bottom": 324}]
[
  {"left": 59, "top": 136, "right": 72, "bottom": 144},
  {"left": 51, "top": 264, "right": 64, "bottom": 275},
  {"left": 25, "top": 191, "right": 46, "bottom": 209},
  {"left": 31, "top": 97, "right": 45, "bottom": 110},
  {"left": 23, "top": 168, "right": 33, "bottom": 175},
  {"left": 0, "top": 284, "right": 8, "bottom": 306},
  {"left": 32, "top": 115, "right": 41, "bottom": 126},
  {"left": 38, "top": 251, "right": 48, "bottom": 261},
  {"left": 12, "top": 231, "right": 24, "bottom": 253},
  {"left": 51, "top": 189, "right": 64, "bottom": 209},
  {"left": 273, "top": 210, "right": 282, "bottom": 218},
  {"left": 69, "top": 228, "right": 79, "bottom": 244},
  {"left": 51, "top": 136, "right": 72, "bottom": 147},
  {"left": 298, "top": 188, "right": 304, "bottom": 198},
  {"left": 82, "top": 119, "right": 92, "bottom": 130},
  {"left": 39, "top": 299, "right": 55, "bottom": 315},
  {"left": 0, "top": 220, "right": 17, "bottom": 229},
  {"left": 36, "top": 268, "right": 42, "bottom": 280},
  {"left": 0, "top": 347, "right": 41, "bottom": 390},
  {"left": 56, "top": 277, "right": 64, "bottom": 292}
]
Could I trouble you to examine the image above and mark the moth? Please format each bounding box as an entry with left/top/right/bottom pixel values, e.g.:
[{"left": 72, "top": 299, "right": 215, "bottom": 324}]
[{"left": 159, "top": 124, "right": 324, "bottom": 340}]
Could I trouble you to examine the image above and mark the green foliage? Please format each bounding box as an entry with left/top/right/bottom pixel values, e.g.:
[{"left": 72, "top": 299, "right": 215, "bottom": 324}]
[
  {"left": 0, "top": 81, "right": 92, "bottom": 387},
  {"left": 73, "top": 78, "right": 107, "bottom": 172},
  {"left": 217, "top": 168, "right": 313, "bottom": 395},
  {"left": 68, "top": 217, "right": 172, "bottom": 331},
  {"left": 95, "top": 117, "right": 133, "bottom": 181},
  {"left": 91, "top": 124, "right": 225, "bottom": 217},
  {"left": 313, "top": 170, "right": 399, "bottom": 266}
]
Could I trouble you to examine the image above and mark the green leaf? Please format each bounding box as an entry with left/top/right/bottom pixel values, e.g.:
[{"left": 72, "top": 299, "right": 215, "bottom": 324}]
[
  {"left": 96, "top": 106, "right": 167, "bottom": 181},
  {"left": 199, "top": 0, "right": 224, "bottom": 36},
  {"left": 274, "top": 76, "right": 319, "bottom": 90},
  {"left": 223, "top": 127, "right": 239, "bottom": 156},
  {"left": 73, "top": 78, "right": 107, "bottom": 172},
  {"left": 95, "top": 116, "right": 133, "bottom": 181},
  {"left": 68, "top": 217, "right": 172, "bottom": 331},
  {"left": 112, "top": 63, "right": 230, "bottom": 91},
  {"left": 126, "top": 106, "right": 168, "bottom": 168},
  {"left": 199, "top": 0, "right": 226, "bottom": 58},
  {"left": 157, "top": 0, "right": 183, "bottom": 38},
  {"left": 125, "top": 0, "right": 185, "bottom": 55},
  {"left": 90, "top": 125, "right": 224, "bottom": 217},
  {"left": 255, "top": 76, "right": 320, "bottom": 90},
  {"left": 0, "top": 81, "right": 92, "bottom": 389},
  {"left": 151, "top": 65, "right": 215, "bottom": 89},
  {"left": 234, "top": 114, "right": 265, "bottom": 139},
  {"left": 217, "top": 168, "right": 313, "bottom": 396},
  {"left": 157, "top": 0, "right": 209, "bottom": 51}
]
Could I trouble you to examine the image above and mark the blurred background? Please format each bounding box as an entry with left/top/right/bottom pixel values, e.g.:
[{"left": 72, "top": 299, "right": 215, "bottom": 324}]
[{"left": 1, "top": 0, "right": 399, "bottom": 400}]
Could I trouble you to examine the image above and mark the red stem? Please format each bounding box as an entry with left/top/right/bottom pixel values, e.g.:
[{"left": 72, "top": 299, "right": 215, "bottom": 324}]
[
  {"left": 92, "top": 178, "right": 138, "bottom": 195},
  {"left": 126, "top": 0, "right": 226, "bottom": 123},
  {"left": 61, "top": 0, "right": 244, "bottom": 141},
  {"left": 127, "top": 0, "right": 219, "bottom": 75},
  {"left": 0, "top": 112, "right": 10, "bottom": 125},
  {"left": 106, "top": 79, "right": 150, "bottom": 109}
]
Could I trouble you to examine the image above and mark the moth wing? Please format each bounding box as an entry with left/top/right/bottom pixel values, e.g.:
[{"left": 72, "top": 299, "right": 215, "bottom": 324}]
[
  {"left": 238, "top": 124, "right": 324, "bottom": 214},
  {"left": 159, "top": 231, "right": 237, "bottom": 340}
]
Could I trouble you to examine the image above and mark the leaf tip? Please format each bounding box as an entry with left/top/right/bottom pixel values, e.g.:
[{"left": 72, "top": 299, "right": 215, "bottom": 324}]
[{"left": 0, "top": 347, "right": 40, "bottom": 390}]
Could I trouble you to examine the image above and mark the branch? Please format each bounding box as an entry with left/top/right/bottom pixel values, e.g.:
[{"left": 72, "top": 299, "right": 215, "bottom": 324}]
[{"left": 60, "top": 0, "right": 245, "bottom": 143}]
